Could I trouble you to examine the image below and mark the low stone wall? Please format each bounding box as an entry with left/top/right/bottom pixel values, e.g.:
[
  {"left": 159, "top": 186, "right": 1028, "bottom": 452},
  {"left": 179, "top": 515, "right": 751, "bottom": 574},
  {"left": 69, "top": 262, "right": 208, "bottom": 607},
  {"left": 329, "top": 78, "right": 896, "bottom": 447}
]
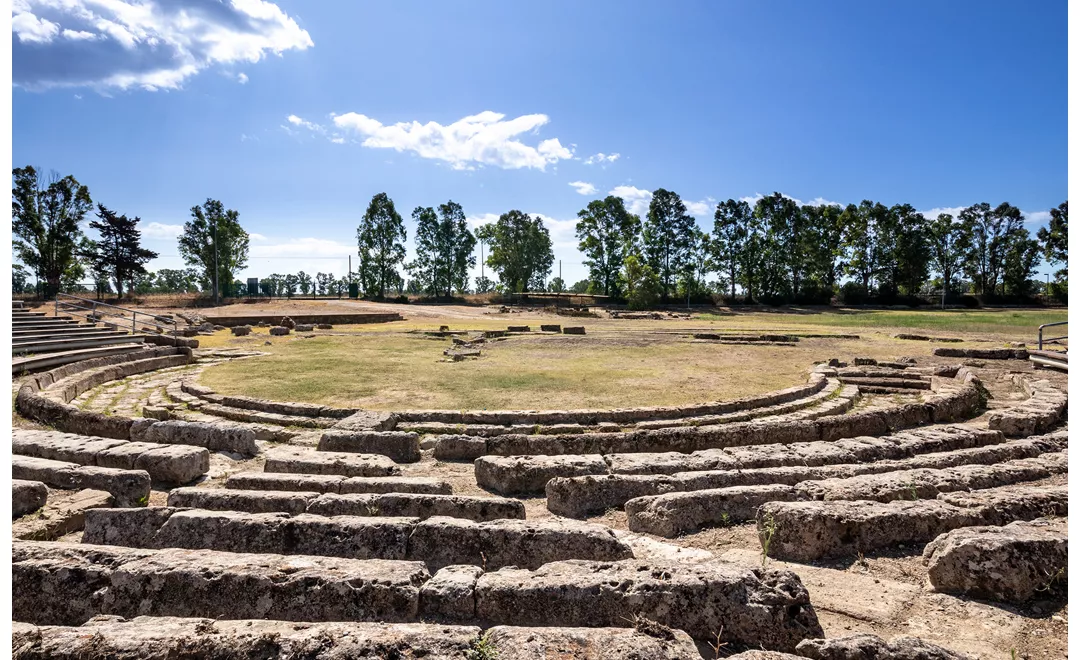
[
  {"left": 547, "top": 432, "right": 1052, "bottom": 517},
  {"left": 226, "top": 472, "right": 452, "bottom": 495},
  {"left": 404, "top": 374, "right": 830, "bottom": 426},
  {"left": 13, "top": 455, "right": 150, "bottom": 507},
  {"left": 263, "top": 446, "right": 400, "bottom": 477},
  {"left": 932, "top": 347, "right": 1030, "bottom": 360},
  {"left": 441, "top": 370, "right": 981, "bottom": 461},
  {"left": 167, "top": 488, "right": 526, "bottom": 522},
  {"left": 987, "top": 377, "right": 1067, "bottom": 436},
  {"left": 83, "top": 508, "right": 631, "bottom": 570},
  {"left": 318, "top": 430, "right": 421, "bottom": 463},
  {"left": 12, "top": 541, "right": 821, "bottom": 649},
  {"left": 12, "top": 619, "right": 704, "bottom": 660},
  {"left": 203, "top": 312, "right": 403, "bottom": 326},
  {"left": 14, "top": 429, "right": 209, "bottom": 485},
  {"left": 758, "top": 484, "right": 1068, "bottom": 561},
  {"left": 626, "top": 449, "right": 1067, "bottom": 537}
]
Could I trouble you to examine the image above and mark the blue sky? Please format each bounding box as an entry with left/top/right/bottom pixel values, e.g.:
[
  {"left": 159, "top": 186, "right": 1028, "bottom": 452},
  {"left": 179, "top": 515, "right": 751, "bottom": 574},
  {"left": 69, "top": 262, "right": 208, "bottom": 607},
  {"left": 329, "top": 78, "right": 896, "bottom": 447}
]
[{"left": 12, "top": 0, "right": 1067, "bottom": 286}]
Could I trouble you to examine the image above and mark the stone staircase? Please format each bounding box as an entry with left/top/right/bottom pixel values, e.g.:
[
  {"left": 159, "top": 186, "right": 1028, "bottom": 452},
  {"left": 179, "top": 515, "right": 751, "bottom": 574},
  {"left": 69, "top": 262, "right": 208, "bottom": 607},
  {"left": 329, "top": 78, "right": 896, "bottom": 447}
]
[{"left": 12, "top": 301, "right": 148, "bottom": 374}]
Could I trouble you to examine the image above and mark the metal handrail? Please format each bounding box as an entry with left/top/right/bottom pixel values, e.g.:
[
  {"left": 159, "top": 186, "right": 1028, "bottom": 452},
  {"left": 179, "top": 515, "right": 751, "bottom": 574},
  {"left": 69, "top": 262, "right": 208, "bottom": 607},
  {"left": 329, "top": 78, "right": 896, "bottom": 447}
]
[
  {"left": 54, "top": 293, "right": 178, "bottom": 335},
  {"left": 1037, "top": 321, "right": 1068, "bottom": 351}
]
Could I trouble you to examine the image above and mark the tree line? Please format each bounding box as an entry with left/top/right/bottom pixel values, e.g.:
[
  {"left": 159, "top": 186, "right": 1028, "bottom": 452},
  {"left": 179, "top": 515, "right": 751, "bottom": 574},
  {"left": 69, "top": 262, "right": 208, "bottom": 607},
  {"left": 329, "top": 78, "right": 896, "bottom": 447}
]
[{"left": 12, "top": 165, "right": 1069, "bottom": 308}]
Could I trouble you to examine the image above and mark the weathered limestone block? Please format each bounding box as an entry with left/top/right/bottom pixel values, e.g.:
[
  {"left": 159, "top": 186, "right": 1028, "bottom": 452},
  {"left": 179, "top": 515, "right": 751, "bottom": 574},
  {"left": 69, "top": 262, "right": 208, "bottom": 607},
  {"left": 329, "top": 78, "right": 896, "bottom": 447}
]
[
  {"left": 317, "top": 323, "right": 333, "bottom": 329},
  {"left": 12, "top": 455, "right": 150, "bottom": 507},
  {"left": 507, "top": 325, "right": 531, "bottom": 332},
  {"left": 13, "top": 479, "right": 48, "bottom": 517},
  {"left": 85, "top": 508, "right": 417, "bottom": 559},
  {"left": 923, "top": 517, "right": 1068, "bottom": 603},
  {"left": 12, "top": 618, "right": 481, "bottom": 659},
  {"left": 13, "top": 489, "right": 114, "bottom": 541},
  {"left": 626, "top": 484, "right": 798, "bottom": 536},
  {"left": 318, "top": 430, "right": 421, "bottom": 463},
  {"left": 226, "top": 472, "right": 452, "bottom": 495},
  {"left": 562, "top": 326, "right": 586, "bottom": 334},
  {"left": 796, "top": 633, "right": 975, "bottom": 659},
  {"left": 230, "top": 325, "right": 252, "bottom": 336},
  {"left": 279, "top": 316, "right": 296, "bottom": 329},
  {"left": 13, "top": 541, "right": 429, "bottom": 625},
  {"left": 332, "top": 410, "right": 399, "bottom": 431},
  {"left": 485, "top": 625, "right": 702, "bottom": 660},
  {"left": 263, "top": 446, "right": 400, "bottom": 477},
  {"left": 475, "top": 454, "right": 608, "bottom": 495},
  {"left": 419, "top": 565, "right": 483, "bottom": 621},
  {"left": 295, "top": 324, "right": 315, "bottom": 332},
  {"left": 432, "top": 434, "right": 488, "bottom": 460},
  {"left": 408, "top": 516, "right": 633, "bottom": 570},
  {"left": 167, "top": 487, "right": 318, "bottom": 515},
  {"left": 307, "top": 492, "right": 525, "bottom": 522},
  {"left": 135, "top": 419, "right": 258, "bottom": 456},
  {"left": 269, "top": 325, "right": 290, "bottom": 336},
  {"left": 474, "top": 559, "right": 822, "bottom": 650}
]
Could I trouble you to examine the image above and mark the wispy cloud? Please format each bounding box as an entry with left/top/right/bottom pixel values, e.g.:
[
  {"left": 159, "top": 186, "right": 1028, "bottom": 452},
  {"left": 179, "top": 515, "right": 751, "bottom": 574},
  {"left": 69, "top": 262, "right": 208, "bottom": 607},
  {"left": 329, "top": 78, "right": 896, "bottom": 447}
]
[
  {"left": 13, "top": 0, "right": 313, "bottom": 91},
  {"left": 568, "top": 181, "right": 597, "bottom": 196},
  {"left": 609, "top": 185, "right": 653, "bottom": 216},
  {"left": 141, "top": 222, "right": 183, "bottom": 239},
  {"left": 584, "top": 152, "right": 620, "bottom": 165},
  {"left": 332, "top": 111, "right": 574, "bottom": 171}
]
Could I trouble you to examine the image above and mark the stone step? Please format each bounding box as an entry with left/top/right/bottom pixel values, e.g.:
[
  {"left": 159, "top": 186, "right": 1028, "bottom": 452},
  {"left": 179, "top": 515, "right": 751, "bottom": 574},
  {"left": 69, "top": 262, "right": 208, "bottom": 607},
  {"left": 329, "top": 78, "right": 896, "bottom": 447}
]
[
  {"left": 226, "top": 471, "right": 452, "bottom": 495},
  {"left": 13, "top": 429, "right": 209, "bottom": 485},
  {"left": 13, "top": 330, "right": 132, "bottom": 344},
  {"left": 12, "top": 455, "right": 150, "bottom": 507},
  {"left": 13, "top": 488, "right": 113, "bottom": 541},
  {"left": 13, "top": 479, "right": 48, "bottom": 517},
  {"left": 12, "top": 344, "right": 147, "bottom": 374},
  {"left": 11, "top": 618, "right": 704, "bottom": 660},
  {"left": 263, "top": 446, "right": 401, "bottom": 477},
  {"left": 168, "top": 488, "right": 525, "bottom": 522},
  {"left": 12, "top": 541, "right": 822, "bottom": 650},
  {"left": 13, "top": 541, "right": 429, "bottom": 626},
  {"left": 317, "top": 430, "right": 422, "bottom": 463},
  {"left": 13, "top": 334, "right": 148, "bottom": 355},
  {"left": 476, "top": 424, "right": 1005, "bottom": 497},
  {"left": 625, "top": 448, "right": 1068, "bottom": 537},
  {"left": 13, "top": 325, "right": 105, "bottom": 336},
  {"left": 758, "top": 483, "right": 1068, "bottom": 561},
  {"left": 83, "top": 508, "right": 627, "bottom": 570},
  {"left": 547, "top": 433, "right": 1064, "bottom": 518},
  {"left": 130, "top": 419, "right": 258, "bottom": 456},
  {"left": 433, "top": 386, "right": 979, "bottom": 461},
  {"left": 987, "top": 378, "right": 1067, "bottom": 436}
]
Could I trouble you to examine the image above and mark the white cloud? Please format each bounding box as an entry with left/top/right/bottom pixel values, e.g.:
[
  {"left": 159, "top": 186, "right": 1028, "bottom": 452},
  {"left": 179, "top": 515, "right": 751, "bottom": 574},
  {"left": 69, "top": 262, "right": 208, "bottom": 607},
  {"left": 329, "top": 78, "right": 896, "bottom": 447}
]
[
  {"left": 13, "top": 9, "right": 58, "bottom": 43},
  {"left": 330, "top": 136, "right": 345, "bottom": 144},
  {"left": 584, "top": 152, "right": 620, "bottom": 165},
  {"left": 141, "top": 222, "right": 183, "bottom": 239},
  {"left": 466, "top": 212, "right": 577, "bottom": 250},
  {"left": 1024, "top": 210, "right": 1051, "bottom": 224},
  {"left": 739, "top": 192, "right": 842, "bottom": 209},
  {"left": 251, "top": 237, "right": 352, "bottom": 259},
  {"left": 12, "top": 0, "right": 313, "bottom": 91},
  {"left": 569, "top": 181, "right": 597, "bottom": 196},
  {"left": 237, "top": 72, "right": 248, "bottom": 84},
  {"left": 332, "top": 110, "right": 574, "bottom": 171},
  {"left": 287, "top": 114, "right": 324, "bottom": 133},
  {"left": 919, "top": 206, "right": 966, "bottom": 220},
  {"left": 684, "top": 197, "right": 716, "bottom": 217},
  {"left": 249, "top": 233, "right": 268, "bottom": 241},
  {"left": 609, "top": 185, "right": 653, "bottom": 216}
]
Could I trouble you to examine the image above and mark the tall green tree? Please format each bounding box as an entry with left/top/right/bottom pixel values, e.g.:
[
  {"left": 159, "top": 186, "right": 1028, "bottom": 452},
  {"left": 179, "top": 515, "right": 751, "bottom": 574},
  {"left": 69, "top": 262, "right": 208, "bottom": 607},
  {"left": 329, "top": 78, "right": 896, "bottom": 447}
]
[
  {"left": 154, "top": 268, "right": 199, "bottom": 294},
  {"left": 927, "top": 213, "right": 969, "bottom": 303},
  {"left": 1037, "top": 201, "right": 1067, "bottom": 281},
  {"left": 357, "top": 192, "right": 407, "bottom": 298},
  {"left": 754, "top": 193, "right": 803, "bottom": 300},
  {"left": 1002, "top": 228, "right": 1041, "bottom": 296},
  {"left": 802, "top": 203, "right": 844, "bottom": 291},
  {"left": 297, "top": 271, "right": 312, "bottom": 296},
  {"left": 642, "top": 188, "right": 696, "bottom": 301},
  {"left": 482, "top": 210, "right": 554, "bottom": 292},
  {"left": 959, "top": 202, "right": 1023, "bottom": 296},
  {"left": 12, "top": 264, "right": 31, "bottom": 295},
  {"left": 840, "top": 200, "right": 891, "bottom": 294},
  {"left": 575, "top": 195, "right": 641, "bottom": 297},
  {"left": 406, "top": 201, "right": 477, "bottom": 298},
  {"left": 888, "top": 204, "right": 931, "bottom": 296},
  {"left": 12, "top": 166, "right": 93, "bottom": 298},
  {"left": 178, "top": 199, "right": 249, "bottom": 298},
  {"left": 622, "top": 253, "right": 661, "bottom": 310},
  {"left": 85, "top": 204, "right": 158, "bottom": 298},
  {"left": 711, "top": 199, "right": 751, "bottom": 299}
]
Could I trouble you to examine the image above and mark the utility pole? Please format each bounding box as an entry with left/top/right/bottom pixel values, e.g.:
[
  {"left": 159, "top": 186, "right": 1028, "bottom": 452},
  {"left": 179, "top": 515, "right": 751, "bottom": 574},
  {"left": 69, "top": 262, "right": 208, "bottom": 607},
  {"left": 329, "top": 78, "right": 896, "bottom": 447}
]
[{"left": 212, "top": 217, "right": 219, "bottom": 305}]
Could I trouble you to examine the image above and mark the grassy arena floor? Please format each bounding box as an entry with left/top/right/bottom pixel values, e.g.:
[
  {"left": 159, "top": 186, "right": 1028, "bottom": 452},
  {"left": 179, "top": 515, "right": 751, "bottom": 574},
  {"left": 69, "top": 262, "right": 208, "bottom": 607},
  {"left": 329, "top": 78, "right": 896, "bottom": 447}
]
[{"left": 192, "top": 305, "right": 1065, "bottom": 410}]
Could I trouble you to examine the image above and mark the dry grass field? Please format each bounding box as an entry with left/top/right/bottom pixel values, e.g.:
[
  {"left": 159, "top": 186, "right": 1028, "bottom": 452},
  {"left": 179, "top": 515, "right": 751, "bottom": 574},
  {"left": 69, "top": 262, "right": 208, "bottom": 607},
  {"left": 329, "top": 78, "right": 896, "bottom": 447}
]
[{"left": 191, "top": 300, "right": 1065, "bottom": 410}]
